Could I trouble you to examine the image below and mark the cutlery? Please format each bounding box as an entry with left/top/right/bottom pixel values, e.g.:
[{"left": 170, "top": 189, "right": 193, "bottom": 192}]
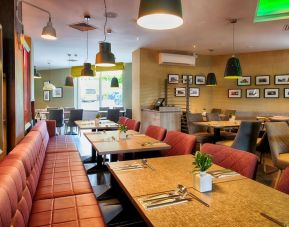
[
  {"left": 146, "top": 197, "right": 191, "bottom": 209},
  {"left": 113, "top": 165, "right": 144, "bottom": 171},
  {"left": 142, "top": 194, "right": 179, "bottom": 203},
  {"left": 177, "top": 184, "right": 210, "bottom": 207},
  {"left": 141, "top": 159, "right": 155, "bottom": 170},
  {"left": 210, "top": 171, "right": 240, "bottom": 178},
  {"left": 260, "top": 212, "right": 288, "bottom": 227}
]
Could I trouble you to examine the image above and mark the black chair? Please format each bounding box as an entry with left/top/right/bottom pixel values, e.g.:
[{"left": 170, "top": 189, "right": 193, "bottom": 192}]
[
  {"left": 48, "top": 109, "right": 64, "bottom": 135},
  {"left": 99, "top": 107, "right": 109, "bottom": 111},
  {"left": 65, "top": 109, "right": 83, "bottom": 135},
  {"left": 125, "top": 109, "right": 132, "bottom": 119},
  {"left": 107, "top": 109, "right": 120, "bottom": 123},
  {"left": 47, "top": 107, "right": 59, "bottom": 111},
  {"left": 113, "top": 107, "right": 124, "bottom": 110}
]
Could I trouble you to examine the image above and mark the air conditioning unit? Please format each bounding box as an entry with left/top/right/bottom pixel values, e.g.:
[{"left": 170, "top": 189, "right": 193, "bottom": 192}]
[{"left": 159, "top": 53, "right": 197, "bottom": 66}]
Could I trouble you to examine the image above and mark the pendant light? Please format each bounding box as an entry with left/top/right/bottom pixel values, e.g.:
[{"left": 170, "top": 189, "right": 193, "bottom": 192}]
[
  {"left": 34, "top": 66, "right": 42, "bottom": 79},
  {"left": 206, "top": 73, "right": 217, "bottom": 86},
  {"left": 81, "top": 16, "right": 95, "bottom": 76},
  {"left": 110, "top": 77, "right": 119, "bottom": 87},
  {"left": 43, "top": 63, "right": 56, "bottom": 90},
  {"left": 65, "top": 54, "right": 74, "bottom": 87},
  {"left": 95, "top": 0, "right": 116, "bottom": 67},
  {"left": 137, "top": 0, "right": 183, "bottom": 30},
  {"left": 224, "top": 19, "right": 242, "bottom": 79}
]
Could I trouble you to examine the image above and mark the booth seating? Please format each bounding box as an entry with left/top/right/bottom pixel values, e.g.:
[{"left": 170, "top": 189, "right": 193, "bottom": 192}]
[{"left": 0, "top": 120, "right": 105, "bottom": 227}]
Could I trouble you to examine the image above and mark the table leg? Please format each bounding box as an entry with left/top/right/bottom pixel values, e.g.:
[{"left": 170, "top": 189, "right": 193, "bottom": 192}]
[{"left": 213, "top": 128, "right": 221, "bottom": 142}]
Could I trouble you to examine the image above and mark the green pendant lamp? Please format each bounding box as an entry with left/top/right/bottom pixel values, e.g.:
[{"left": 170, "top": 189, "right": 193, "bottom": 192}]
[
  {"left": 137, "top": 0, "right": 183, "bottom": 30},
  {"left": 224, "top": 19, "right": 242, "bottom": 79},
  {"left": 206, "top": 73, "right": 217, "bottom": 86},
  {"left": 111, "top": 77, "right": 119, "bottom": 87}
]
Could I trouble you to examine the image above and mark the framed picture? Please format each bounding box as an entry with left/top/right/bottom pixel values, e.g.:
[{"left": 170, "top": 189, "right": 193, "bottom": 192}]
[
  {"left": 52, "top": 87, "right": 63, "bottom": 98},
  {"left": 228, "top": 89, "right": 242, "bottom": 98},
  {"left": 189, "top": 88, "right": 200, "bottom": 97},
  {"left": 255, "top": 75, "right": 270, "bottom": 85},
  {"left": 246, "top": 89, "right": 260, "bottom": 98},
  {"left": 175, "top": 87, "right": 186, "bottom": 97},
  {"left": 43, "top": 90, "right": 50, "bottom": 101},
  {"left": 274, "top": 75, "right": 289, "bottom": 85},
  {"left": 168, "top": 74, "right": 179, "bottom": 84},
  {"left": 182, "top": 75, "right": 193, "bottom": 84},
  {"left": 195, "top": 75, "right": 206, "bottom": 85},
  {"left": 284, "top": 88, "right": 289, "bottom": 98},
  {"left": 264, "top": 88, "right": 279, "bottom": 98},
  {"left": 237, "top": 76, "right": 251, "bottom": 86}
]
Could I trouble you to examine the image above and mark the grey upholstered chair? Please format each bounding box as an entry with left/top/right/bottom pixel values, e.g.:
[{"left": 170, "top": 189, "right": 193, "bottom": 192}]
[
  {"left": 48, "top": 109, "right": 64, "bottom": 135},
  {"left": 107, "top": 109, "right": 120, "bottom": 123},
  {"left": 65, "top": 109, "right": 83, "bottom": 135},
  {"left": 207, "top": 113, "right": 221, "bottom": 121},
  {"left": 211, "top": 108, "right": 222, "bottom": 114}
]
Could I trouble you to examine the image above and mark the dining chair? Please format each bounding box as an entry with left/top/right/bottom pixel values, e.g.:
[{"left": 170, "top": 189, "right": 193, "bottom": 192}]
[
  {"left": 113, "top": 106, "right": 124, "bottom": 110},
  {"left": 277, "top": 166, "right": 289, "bottom": 195},
  {"left": 125, "top": 119, "right": 141, "bottom": 132},
  {"left": 211, "top": 108, "right": 222, "bottom": 114},
  {"left": 65, "top": 109, "right": 83, "bottom": 135},
  {"left": 201, "top": 143, "right": 258, "bottom": 179},
  {"left": 265, "top": 122, "right": 289, "bottom": 187},
  {"left": 118, "top": 116, "right": 129, "bottom": 125},
  {"left": 145, "top": 125, "right": 167, "bottom": 141},
  {"left": 222, "top": 109, "right": 236, "bottom": 120},
  {"left": 160, "top": 131, "right": 196, "bottom": 156},
  {"left": 107, "top": 109, "right": 120, "bottom": 123},
  {"left": 125, "top": 109, "right": 132, "bottom": 119},
  {"left": 48, "top": 109, "right": 64, "bottom": 135},
  {"left": 99, "top": 107, "right": 109, "bottom": 111},
  {"left": 207, "top": 113, "right": 221, "bottom": 121}
]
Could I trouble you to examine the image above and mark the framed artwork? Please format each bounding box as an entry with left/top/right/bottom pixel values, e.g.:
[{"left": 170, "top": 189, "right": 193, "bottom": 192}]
[
  {"left": 182, "top": 75, "right": 193, "bottom": 84},
  {"left": 52, "top": 87, "right": 63, "bottom": 98},
  {"left": 189, "top": 88, "right": 200, "bottom": 97},
  {"left": 284, "top": 88, "right": 289, "bottom": 98},
  {"left": 237, "top": 76, "right": 251, "bottom": 86},
  {"left": 175, "top": 87, "right": 186, "bottom": 97},
  {"left": 246, "top": 89, "right": 260, "bottom": 98},
  {"left": 195, "top": 75, "right": 206, "bottom": 85},
  {"left": 228, "top": 89, "right": 242, "bottom": 98},
  {"left": 264, "top": 88, "right": 279, "bottom": 98},
  {"left": 168, "top": 74, "right": 179, "bottom": 84},
  {"left": 255, "top": 75, "right": 270, "bottom": 85},
  {"left": 43, "top": 90, "right": 50, "bottom": 101},
  {"left": 274, "top": 75, "right": 289, "bottom": 85}
]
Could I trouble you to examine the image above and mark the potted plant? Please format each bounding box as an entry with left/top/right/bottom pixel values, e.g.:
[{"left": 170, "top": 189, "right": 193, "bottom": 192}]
[
  {"left": 192, "top": 151, "right": 213, "bottom": 192},
  {"left": 118, "top": 124, "right": 128, "bottom": 140},
  {"left": 95, "top": 113, "right": 101, "bottom": 125}
]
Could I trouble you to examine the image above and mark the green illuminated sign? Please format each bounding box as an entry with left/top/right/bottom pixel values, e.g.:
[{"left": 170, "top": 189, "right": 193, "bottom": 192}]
[{"left": 255, "top": 0, "right": 289, "bottom": 22}]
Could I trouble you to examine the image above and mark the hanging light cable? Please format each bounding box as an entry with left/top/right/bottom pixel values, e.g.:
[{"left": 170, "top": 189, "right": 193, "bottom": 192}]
[{"left": 95, "top": 0, "right": 116, "bottom": 67}]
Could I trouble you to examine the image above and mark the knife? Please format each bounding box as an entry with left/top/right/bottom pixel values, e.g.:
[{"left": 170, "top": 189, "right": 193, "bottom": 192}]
[
  {"left": 260, "top": 212, "right": 288, "bottom": 227},
  {"left": 146, "top": 198, "right": 191, "bottom": 209}
]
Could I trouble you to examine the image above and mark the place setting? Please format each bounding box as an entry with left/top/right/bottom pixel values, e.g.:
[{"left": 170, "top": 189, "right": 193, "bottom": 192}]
[{"left": 110, "top": 159, "right": 154, "bottom": 172}]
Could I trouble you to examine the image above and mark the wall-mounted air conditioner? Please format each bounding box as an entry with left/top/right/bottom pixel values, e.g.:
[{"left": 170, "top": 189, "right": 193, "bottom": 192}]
[{"left": 159, "top": 53, "right": 197, "bottom": 66}]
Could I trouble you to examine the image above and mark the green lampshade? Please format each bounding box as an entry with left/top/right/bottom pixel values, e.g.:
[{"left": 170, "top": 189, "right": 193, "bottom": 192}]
[
  {"left": 137, "top": 0, "right": 183, "bottom": 30},
  {"left": 95, "top": 42, "right": 116, "bottom": 67},
  {"left": 255, "top": 0, "right": 289, "bottom": 22},
  {"left": 224, "top": 57, "right": 242, "bottom": 79},
  {"left": 65, "top": 75, "right": 74, "bottom": 87},
  {"left": 81, "top": 63, "right": 95, "bottom": 77},
  {"left": 111, "top": 77, "right": 119, "bottom": 88},
  {"left": 206, "top": 73, "right": 217, "bottom": 86}
]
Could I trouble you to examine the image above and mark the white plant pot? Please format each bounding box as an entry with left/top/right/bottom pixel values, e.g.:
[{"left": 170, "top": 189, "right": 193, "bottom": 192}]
[
  {"left": 192, "top": 171, "right": 212, "bottom": 193},
  {"left": 95, "top": 118, "right": 100, "bottom": 126},
  {"left": 119, "top": 131, "right": 127, "bottom": 140}
]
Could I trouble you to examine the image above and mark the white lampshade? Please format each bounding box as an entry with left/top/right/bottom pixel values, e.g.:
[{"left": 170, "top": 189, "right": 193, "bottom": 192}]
[{"left": 43, "top": 82, "right": 56, "bottom": 91}]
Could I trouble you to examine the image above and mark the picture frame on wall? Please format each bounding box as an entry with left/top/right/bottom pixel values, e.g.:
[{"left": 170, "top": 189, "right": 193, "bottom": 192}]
[
  {"left": 274, "top": 74, "right": 289, "bottom": 85},
  {"left": 246, "top": 89, "right": 260, "bottom": 98},
  {"left": 182, "top": 75, "right": 193, "bottom": 84},
  {"left": 168, "top": 74, "right": 179, "bottom": 84},
  {"left": 237, "top": 76, "right": 251, "bottom": 86},
  {"left": 264, "top": 88, "right": 279, "bottom": 98},
  {"left": 52, "top": 87, "right": 63, "bottom": 98},
  {"left": 255, "top": 75, "right": 270, "bottom": 85},
  {"left": 284, "top": 88, "right": 289, "bottom": 98},
  {"left": 189, "top": 88, "right": 200, "bottom": 97},
  {"left": 43, "top": 90, "right": 50, "bottom": 101},
  {"left": 175, "top": 87, "right": 186, "bottom": 97},
  {"left": 195, "top": 75, "right": 206, "bottom": 85},
  {"left": 228, "top": 89, "right": 242, "bottom": 98}
]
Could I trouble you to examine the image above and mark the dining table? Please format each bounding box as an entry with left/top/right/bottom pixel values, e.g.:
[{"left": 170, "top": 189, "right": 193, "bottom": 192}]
[{"left": 108, "top": 155, "right": 289, "bottom": 227}]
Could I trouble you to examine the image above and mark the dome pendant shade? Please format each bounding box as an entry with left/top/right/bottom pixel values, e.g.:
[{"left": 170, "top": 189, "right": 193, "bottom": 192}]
[
  {"left": 43, "top": 82, "right": 56, "bottom": 91},
  {"left": 81, "top": 63, "right": 95, "bottom": 76},
  {"left": 95, "top": 42, "right": 116, "bottom": 67},
  {"left": 137, "top": 0, "right": 183, "bottom": 30},
  {"left": 41, "top": 19, "right": 57, "bottom": 40},
  {"left": 65, "top": 75, "right": 74, "bottom": 87},
  {"left": 206, "top": 73, "right": 217, "bottom": 86},
  {"left": 111, "top": 77, "right": 119, "bottom": 88},
  {"left": 224, "top": 57, "right": 242, "bottom": 79}
]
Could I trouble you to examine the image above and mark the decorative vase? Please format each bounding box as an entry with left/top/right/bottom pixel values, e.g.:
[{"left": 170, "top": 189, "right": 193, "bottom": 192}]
[
  {"left": 119, "top": 131, "right": 127, "bottom": 140},
  {"left": 192, "top": 171, "right": 212, "bottom": 193},
  {"left": 95, "top": 118, "right": 100, "bottom": 126}
]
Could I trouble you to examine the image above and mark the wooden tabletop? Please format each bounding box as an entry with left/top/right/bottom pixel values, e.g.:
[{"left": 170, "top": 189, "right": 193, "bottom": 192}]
[
  {"left": 75, "top": 120, "right": 119, "bottom": 130},
  {"left": 268, "top": 116, "right": 289, "bottom": 122},
  {"left": 84, "top": 130, "right": 171, "bottom": 155},
  {"left": 108, "top": 155, "right": 289, "bottom": 227},
  {"left": 193, "top": 120, "right": 241, "bottom": 128}
]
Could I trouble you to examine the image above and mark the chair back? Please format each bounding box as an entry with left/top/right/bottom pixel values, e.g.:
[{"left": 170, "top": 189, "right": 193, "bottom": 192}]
[
  {"left": 223, "top": 109, "right": 237, "bottom": 121},
  {"left": 47, "top": 107, "right": 58, "bottom": 111},
  {"left": 277, "top": 167, "right": 289, "bottom": 195},
  {"left": 211, "top": 108, "right": 222, "bottom": 114},
  {"left": 145, "top": 125, "right": 167, "bottom": 141},
  {"left": 265, "top": 122, "right": 289, "bottom": 168},
  {"left": 201, "top": 143, "right": 258, "bottom": 179},
  {"left": 48, "top": 109, "right": 64, "bottom": 127},
  {"left": 207, "top": 113, "right": 221, "bottom": 121},
  {"left": 125, "top": 119, "right": 141, "bottom": 131},
  {"left": 67, "top": 109, "right": 83, "bottom": 127},
  {"left": 113, "top": 107, "right": 124, "bottom": 110},
  {"left": 107, "top": 109, "right": 120, "bottom": 123},
  {"left": 186, "top": 113, "right": 207, "bottom": 134},
  {"left": 125, "top": 109, "right": 132, "bottom": 119},
  {"left": 99, "top": 107, "right": 109, "bottom": 111},
  {"left": 231, "top": 121, "right": 261, "bottom": 153},
  {"left": 64, "top": 107, "right": 75, "bottom": 120},
  {"left": 161, "top": 131, "right": 196, "bottom": 156},
  {"left": 118, "top": 116, "right": 129, "bottom": 125}
]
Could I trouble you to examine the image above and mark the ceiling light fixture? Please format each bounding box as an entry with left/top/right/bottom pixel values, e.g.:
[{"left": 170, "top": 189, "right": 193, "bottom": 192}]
[
  {"left": 206, "top": 73, "right": 217, "bottom": 86},
  {"left": 137, "top": 0, "right": 183, "bottom": 30},
  {"left": 34, "top": 66, "right": 42, "bottom": 79},
  {"left": 110, "top": 77, "right": 119, "bottom": 88},
  {"left": 16, "top": 0, "right": 57, "bottom": 40},
  {"left": 43, "top": 62, "right": 56, "bottom": 90},
  {"left": 95, "top": 0, "right": 116, "bottom": 67},
  {"left": 65, "top": 54, "right": 74, "bottom": 87},
  {"left": 224, "top": 19, "right": 242, "bottom": 79}
]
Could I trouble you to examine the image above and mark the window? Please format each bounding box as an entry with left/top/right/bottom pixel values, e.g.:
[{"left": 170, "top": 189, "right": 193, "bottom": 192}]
[{"left": 77, "top": 70, "right": 123, "bottom": 110}]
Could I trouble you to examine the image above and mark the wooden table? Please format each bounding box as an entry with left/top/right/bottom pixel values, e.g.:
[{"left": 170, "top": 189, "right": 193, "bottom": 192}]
[
  {"left": 75, "top": 119, "right": 119, "bottom": 131},
  {"left": 193, "top": 120, "right": 241, "bottom": 141},
  {"left": 268, "top": 116, "right": 289, "bottom": 122},
  {"left": 108, "top": 155, "right": 289, "bottom": 227}
]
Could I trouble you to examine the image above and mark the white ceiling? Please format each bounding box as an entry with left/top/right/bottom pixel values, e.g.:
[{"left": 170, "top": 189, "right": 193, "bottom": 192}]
[{"left": 22, "top": 0, "right": 289, "bottom": 69}]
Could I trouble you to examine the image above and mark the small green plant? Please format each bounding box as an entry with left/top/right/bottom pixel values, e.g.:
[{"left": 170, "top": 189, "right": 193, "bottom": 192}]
[
  {"left": 193, "top": 151, "right": 212, "bottom": 172},
  {"left": 118, "top": 124, "right": 128, "bottom": 133},
  {"left": 95, "top": 113, "right": 101, "bottom": 119}
]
